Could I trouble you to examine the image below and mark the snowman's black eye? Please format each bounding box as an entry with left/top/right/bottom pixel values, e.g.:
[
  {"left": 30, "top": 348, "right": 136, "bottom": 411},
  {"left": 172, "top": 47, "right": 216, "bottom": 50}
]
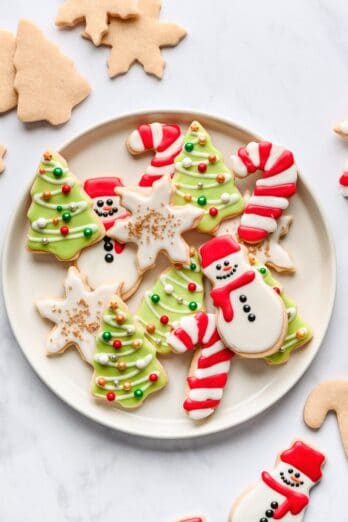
[
  {"left": 288, "top": 469, "right": 293, "bottom": 474},
  {"left": 106, "top": 199, "right": 113, "bottom": 206},
  {"left": 224, "top": 260, "right": 229, "bottom": 266},
  {"left": 216, "top": 264, "right": 221, "bottom": 270},
  {"left": 295, "top": 472, "right": 300, "bottom": 478},
  {"left": 97, "top": 200, "right": 104, "bottom": 207}
]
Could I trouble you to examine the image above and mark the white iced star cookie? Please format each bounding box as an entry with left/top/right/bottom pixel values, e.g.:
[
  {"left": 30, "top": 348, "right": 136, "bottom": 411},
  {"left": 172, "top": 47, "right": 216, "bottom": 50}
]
[
  {"left": 108, "top": 174, "right": 204, "bottom": 272},
  {"left": 36, "top": 266, "right": 116, "bottom": 364}
]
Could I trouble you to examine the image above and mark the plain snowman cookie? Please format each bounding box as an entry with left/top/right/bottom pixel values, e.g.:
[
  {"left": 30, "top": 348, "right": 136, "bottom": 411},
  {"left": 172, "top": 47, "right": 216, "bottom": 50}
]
[
  {"left": 199, "top": 235, "right": 288, "bottom": 358},
  {"left": 304, "top": 380, "right": 348, "bottom": 457},
  {"left": 76, "top": 176, "right": 142, "bottom": 299},
  {"left": 229, "top": 440, "right": 326, "bottom": 522}
]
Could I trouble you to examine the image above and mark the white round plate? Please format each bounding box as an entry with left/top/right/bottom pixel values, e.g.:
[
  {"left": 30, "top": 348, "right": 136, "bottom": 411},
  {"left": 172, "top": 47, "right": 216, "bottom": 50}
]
[{"left": 2, "top": 110, "right": 336, "bottom": 439}]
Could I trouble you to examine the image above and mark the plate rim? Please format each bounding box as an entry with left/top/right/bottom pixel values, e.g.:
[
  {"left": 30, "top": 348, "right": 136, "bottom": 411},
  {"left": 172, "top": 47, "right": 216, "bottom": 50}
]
[{"left": 1, "top": 109, "right": 337, "bottom": 440}]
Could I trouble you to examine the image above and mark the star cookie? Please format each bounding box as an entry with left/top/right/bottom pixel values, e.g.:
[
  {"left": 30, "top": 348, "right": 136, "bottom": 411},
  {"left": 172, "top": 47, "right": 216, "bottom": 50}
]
[
  {"left": 36, "top": 267, "right": 116, "bottom": 364},
  {"left": 56, "top": 0, "right": 139, "bottom": 46},
  {"left": 0, "top": 145, "right": 6, "bottom": 174},
  {"left": 101, "top": 0, "right": 187, "bottom": 79},
  {"left": 108, "top": 174, "right": 203, "bottom": 271}
]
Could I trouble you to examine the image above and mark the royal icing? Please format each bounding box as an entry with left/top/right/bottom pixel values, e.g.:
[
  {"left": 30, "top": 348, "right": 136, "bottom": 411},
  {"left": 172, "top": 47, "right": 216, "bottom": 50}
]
[
  {"left": 167, "top": 312, "right": 234, "bottom": 420},
  {"left": 108, "top": 174, "right": 203, "bottom": 272},
  {"left": 135, "top": 248, "right": 204, "bottom": 354},
  {"left": 36, "top": 266, "right": 115, "bottom": 364},
  {"left": 339, "top": 160, "right": 348, "bottom": 197},
  {"left": 172, "top": 121, "right": 244, "bottom": 233},
  {"left": 91, "top": 294, "right": 167, "bottom": 408},
  {"left": 200, "top": 235, "right": 287, "bottom": 357},
  {"left": 27, "top": 151, "right": 103, "bottom": 260},
  {"left": 127, "top": 122, "right": 184, "bottom": 187},
  {"left": 218, "top": 203, "right": 295, "bottom": 273},
  {"left": 77, "top": 177, "right": 141, "bottom": 296},
  {"left": 304, "top": 380, "right": 348, "bottom": 457},
  {"left": 229, "top": 441, "right": 325, "bottom": 522},
  {"left": 231, "top": 141, "right": 298, "bottom": 243}
]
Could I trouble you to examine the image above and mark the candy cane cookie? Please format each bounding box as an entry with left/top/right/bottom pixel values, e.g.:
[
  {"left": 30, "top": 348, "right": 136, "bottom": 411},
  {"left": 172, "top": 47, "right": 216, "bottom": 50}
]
[
  {"left": 127, "top": 122, "right": 183, "bottom": 187},
  {"left": 231, "top": 142, "right": 298, "bottom": 243},
  {"left": 167, "top": 312, "right": 234, "bottom": 420}
]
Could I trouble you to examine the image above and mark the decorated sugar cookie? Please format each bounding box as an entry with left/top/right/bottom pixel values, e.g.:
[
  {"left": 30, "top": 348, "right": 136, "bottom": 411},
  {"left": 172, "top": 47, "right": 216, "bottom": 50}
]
[
  {"left": 127, "top": 122, "right": 184, "bottom": 187},
  {"left": 199, "top": 235, "right": 287, "bottom": 358},
  {"left": 76, "top": 177, "right": 141, "bottom": 298},
  {"left": 167, "top": 312, "right": 234, "bottom": 420},
  {"left": 172, "top": 121, "right": 244, "bottom": 233},
  {"left": 229, "top": 440, "right": 326, "bottom": 522},
  {"left": 217, "top": 193, "right": 295, "bottom": 273},
  {"left": 135, "top": 248, "right": 204, "bottom": 354},
  {"left": 167, "top": 262, "right": 312, "bottom": 420},
  {"left": 231, "top": 141, "right": 298, "bottom": 244},
  {"left": 108, "top": 174, "right": 203, "bottom": 272},
  {"left": 304, "top": 380, "right": 348, "bottom": 457},
  {"left": 36, "top": 266, "right": 115, "bottom": 364},
  {"left": 27, "top": 151, "right": 103, "bottom": 261},
  {"left": 91, "top": 294, "right": 167, "bottom": 408}
]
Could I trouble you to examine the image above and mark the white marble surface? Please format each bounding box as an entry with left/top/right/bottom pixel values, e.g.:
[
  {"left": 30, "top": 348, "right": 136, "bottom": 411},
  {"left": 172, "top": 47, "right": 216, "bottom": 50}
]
[{"left": 1, "top": 0, "right": 348, "bottom": 520}]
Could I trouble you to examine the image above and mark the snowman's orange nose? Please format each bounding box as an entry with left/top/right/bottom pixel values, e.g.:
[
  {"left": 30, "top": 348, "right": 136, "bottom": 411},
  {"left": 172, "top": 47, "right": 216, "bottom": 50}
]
[{"left": 223, "top": 265, "right": 230, "bottom": 271}]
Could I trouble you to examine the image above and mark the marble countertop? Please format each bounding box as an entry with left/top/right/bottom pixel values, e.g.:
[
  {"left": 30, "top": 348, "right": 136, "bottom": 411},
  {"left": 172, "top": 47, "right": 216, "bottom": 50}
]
[{"left": 1, "top": 1, "right": 348, "bottom": 520}]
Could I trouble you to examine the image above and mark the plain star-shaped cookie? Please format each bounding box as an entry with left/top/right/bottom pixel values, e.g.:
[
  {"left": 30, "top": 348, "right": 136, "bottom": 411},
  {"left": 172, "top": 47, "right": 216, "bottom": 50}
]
[
  {"left": 37, "top": 267, "right": 116, "bottom": 365},
  {"left": 56, "top": 0, "right": 139, "bottom": 46},
  {"left": 101, "top": 0, "right": 187, "bottom": 78},
  {"left": 108, "top": 175, "right": 203, "bottom": 271},
  {"left": 0, "top": 145, "right": 6, "bottom": 174}
]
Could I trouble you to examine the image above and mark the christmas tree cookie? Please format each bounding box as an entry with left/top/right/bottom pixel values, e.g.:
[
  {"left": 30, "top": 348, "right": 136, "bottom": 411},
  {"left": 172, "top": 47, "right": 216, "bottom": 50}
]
[
  {"left": 172, "top": 121, "right": 244, "bottom": 233},
  {"left": 27, "top": 151, "right": 104, "bottom": 261},
  {"left": 249, "top": 258, "right": 313, "bottom": 365},
  {"left": 135, "top": 247, "right": 204, "bottom": 354},
  {"left": 91, "top": 295, "right": 167, "bottom": 408}
]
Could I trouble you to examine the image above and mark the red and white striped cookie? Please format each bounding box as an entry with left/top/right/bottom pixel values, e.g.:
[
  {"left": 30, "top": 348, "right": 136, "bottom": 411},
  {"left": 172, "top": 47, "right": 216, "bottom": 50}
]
[
  {"left": 167, "top": 312, "right": 234, "bottom": 421},
  {"left": 231, "top": 141, "right": 298, "bottom": 243},
  {"left": 127, "top": 122, "right": 183, "bottom": 187},
  {"left": 339, "top": 160, "right": 348, "bottom": 197}
]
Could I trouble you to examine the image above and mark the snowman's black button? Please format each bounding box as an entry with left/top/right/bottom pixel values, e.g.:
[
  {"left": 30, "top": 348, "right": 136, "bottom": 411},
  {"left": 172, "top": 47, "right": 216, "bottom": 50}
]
[
  {"left": 104, "top": 242, "right": 113, "bottom": 252},
  {"left": 266, "top": 510, "right": 274, "bottom": 517},
  {"left": 260, "top": 518, "right": 268, "bottom": 522},
  {"left": 270, "top": 502, "right": 278, "bottom": 509},
  {"left": 248, "top": 313, "right": 256, "bottom": 322},
  {"left": 105, "top": 254, "right": 114, "bottom": 263},
  {"left": 243, "top": 304, "right": 251, "bottom": 313},
  {"left": 239, "top": 295, "right": 247, "bottom": 303}
]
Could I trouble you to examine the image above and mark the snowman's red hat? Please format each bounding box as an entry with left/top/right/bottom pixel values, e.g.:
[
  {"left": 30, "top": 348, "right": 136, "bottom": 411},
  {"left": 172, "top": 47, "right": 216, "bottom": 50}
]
[
  {"left": 84, "top": 177, "right": 124, "bottom": 198},
  {"left": 199, "top": 235, "right": 240, "bottom": 269},
  {"left": 280, "top": 441, "right": 325, "bottom": 482}
]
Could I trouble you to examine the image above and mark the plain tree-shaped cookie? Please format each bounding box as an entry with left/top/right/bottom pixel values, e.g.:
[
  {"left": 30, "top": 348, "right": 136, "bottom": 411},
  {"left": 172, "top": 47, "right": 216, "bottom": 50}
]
[
  {"left": 304, "top": 380, "right": 348, "bottom": 457},
  {"left": 56, "top": 0, "right": 139, "bottom": 46},
  {"left": 0, "top": 31, "right": 17, "bottom": 113},
  {"left": 101, "top": 0, "right": 187, "bottom": 79},
  {"left": 0, "top": 145, "right": 6, "bottom": 174},
  {"left": 14, "top": 20, "right": 91, "bottom": 125}
]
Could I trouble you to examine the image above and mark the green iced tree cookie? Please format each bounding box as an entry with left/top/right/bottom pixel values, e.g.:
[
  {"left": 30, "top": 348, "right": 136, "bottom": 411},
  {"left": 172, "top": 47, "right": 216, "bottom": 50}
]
[
  {"left": 91, "top": 295, "right": 167, "bottom": 408},
  {"left": 252, "top": 260, "right": 313, "bottom": 365},
  {"left": 135, "top": 247, "right": 204, "bottom": 354},
  {"left": 27, "top": 150, "right": 103, "bottom": 261},
  {"left": 172, "top": 121, "right": 244, "bottom": 233}
]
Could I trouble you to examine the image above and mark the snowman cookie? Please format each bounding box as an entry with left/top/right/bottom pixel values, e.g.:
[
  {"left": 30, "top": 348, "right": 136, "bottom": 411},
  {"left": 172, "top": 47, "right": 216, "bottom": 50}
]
[
  {"left": 77, "top": 177, "right": 141, "bottom": 299},
  {"left": 229, "top": 440, "right": 326, "bottom": 522},
  {"left": 199, "top": 235, "right": 287, "bottom": 358}
]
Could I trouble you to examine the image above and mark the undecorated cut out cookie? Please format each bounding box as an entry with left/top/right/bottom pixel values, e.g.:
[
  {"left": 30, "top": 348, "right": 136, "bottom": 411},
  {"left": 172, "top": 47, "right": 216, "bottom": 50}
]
[
  {"left": 56, "top": 0, "right": 139, "bottom": 46},
  {"left": 100, "top": 0, "right": 187, "bottom": 79},
  {"left": 0, "top": 144, "right": 6, "bottom": 174},
  {"left": 0, "top": 30, "right": 17, "bottom": 113},
  {"left": 229, "top": 440, "right": 326, "bottom": 522},
  {"left": 14, "top": 20, "right": 91, "bottom": 125},
  {"left": 304, "top": 380, "right": 348, "bottom": 457}
]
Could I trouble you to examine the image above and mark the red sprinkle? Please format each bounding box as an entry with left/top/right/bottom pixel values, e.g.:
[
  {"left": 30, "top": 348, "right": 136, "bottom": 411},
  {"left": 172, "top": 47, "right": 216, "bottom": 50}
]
[
  {"left": 149, "top": 373, "right": 159, "bottom": 382},
  {"left": 274, "top": 287, "right": 281, "bottom": 294},
  {"left": 113, "top": 340, "right": 122, "bottom": 349},
  {"left": 60, "top": 226, "right": 69, "bottom": 236},
  {"left": 209, "top": 207, "right": 218, "bottom": 217},
  {"left": 198, "top": 162, "right": 207, "bottom": 173},
  {"left": 62, "top": 184, "right": 71, "bottom": 194},
  {"left": 188, "top": 282, "right": 197, "bottom": 292},
  {"left": 160, "top": 315, "right": 169, "bottom": 325},
  {"left": 106, "top": 392, "right": 116, "bottom": 401}
]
